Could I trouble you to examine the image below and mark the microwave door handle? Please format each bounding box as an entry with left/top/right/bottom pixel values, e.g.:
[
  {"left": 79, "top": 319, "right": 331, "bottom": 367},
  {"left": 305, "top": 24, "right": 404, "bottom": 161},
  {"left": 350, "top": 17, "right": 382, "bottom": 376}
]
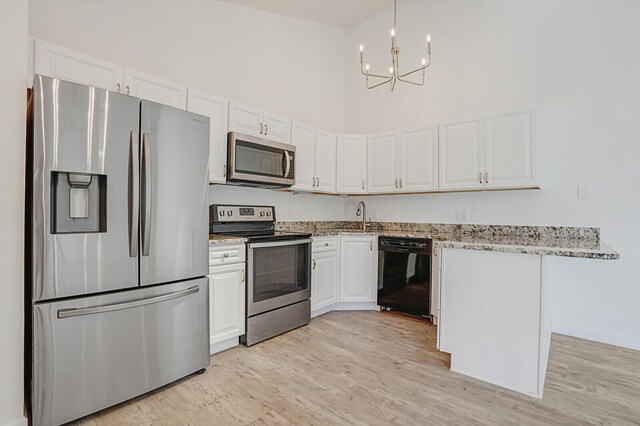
[{"left": 283, "top": 151, "right": 291, "bottom": 178}]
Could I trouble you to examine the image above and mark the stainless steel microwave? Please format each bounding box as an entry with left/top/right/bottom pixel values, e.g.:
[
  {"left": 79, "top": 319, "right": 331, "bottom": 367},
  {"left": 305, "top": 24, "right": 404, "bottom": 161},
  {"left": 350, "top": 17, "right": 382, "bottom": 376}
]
[{"left": 227, "top": 132, "right": 296, "bottom": 188}]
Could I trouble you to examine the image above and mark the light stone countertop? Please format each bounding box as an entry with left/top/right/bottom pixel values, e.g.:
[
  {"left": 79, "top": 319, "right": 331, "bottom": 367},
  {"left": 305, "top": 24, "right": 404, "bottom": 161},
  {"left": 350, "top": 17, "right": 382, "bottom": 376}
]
[{"left": 279, "top": 222, "right": 620, "bottom": 260}]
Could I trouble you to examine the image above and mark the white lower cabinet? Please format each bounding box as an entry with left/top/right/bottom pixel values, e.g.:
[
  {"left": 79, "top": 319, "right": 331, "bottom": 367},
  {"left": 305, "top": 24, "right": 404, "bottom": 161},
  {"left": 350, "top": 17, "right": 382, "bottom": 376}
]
[
  {"left": 438, "top": 248, "right": 546, "bottom": 398},
  {"left": 311, "top": 238, "right": 340, "bottom": 314},
  {"left": 339, "top": 235, "right": 377, "bottom": 303},
  {"left": 208, "top": 244, "right": 246, "bottom": 354}
]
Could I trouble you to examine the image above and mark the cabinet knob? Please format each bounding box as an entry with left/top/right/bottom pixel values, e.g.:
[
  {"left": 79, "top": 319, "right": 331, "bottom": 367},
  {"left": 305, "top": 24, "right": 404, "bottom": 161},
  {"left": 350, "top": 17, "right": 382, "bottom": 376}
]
[
  {"left": 260, "top": 123, "right": 264, "bottom": 134},
  {"left": 241, "top": 269, "right": 245, "bottom": 282},
  {"left": 313, "top": 259, "right": 316, "bottom": 270},
  {"left": 116, "top": 83, "right": 121, "bottom": 93},
  {"left": 125, "top": 85, "right": 130, "bottom": 95},
  {"left": 325, "top": 242, "right": 329, "bottom": 246},
  {"left": 223, "top": 253, "right": 229, "bottom": 258}
]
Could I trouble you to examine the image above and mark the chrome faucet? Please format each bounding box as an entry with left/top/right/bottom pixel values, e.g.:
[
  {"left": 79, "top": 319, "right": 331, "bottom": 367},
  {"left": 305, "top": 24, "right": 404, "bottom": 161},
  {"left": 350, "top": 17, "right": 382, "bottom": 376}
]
[{"left": 356, "top": 201, "right": 371, "bottom": 231}]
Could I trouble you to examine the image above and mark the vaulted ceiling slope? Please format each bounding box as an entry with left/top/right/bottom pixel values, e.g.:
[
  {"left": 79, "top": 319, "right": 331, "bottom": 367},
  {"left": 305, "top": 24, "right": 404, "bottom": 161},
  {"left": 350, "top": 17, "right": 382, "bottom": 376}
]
[{"left": 218, "top": 0, "right": 391, "bottom": 28}]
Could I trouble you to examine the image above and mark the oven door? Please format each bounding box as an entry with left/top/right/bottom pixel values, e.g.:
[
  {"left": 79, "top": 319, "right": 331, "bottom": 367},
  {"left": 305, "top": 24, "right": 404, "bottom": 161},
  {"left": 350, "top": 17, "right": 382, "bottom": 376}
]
[
  {"left": 228, "top": 132, "right": 295, "bottom": 187},
  {"left": 247, "top": 239, "right": 312, "bottom": 317}
]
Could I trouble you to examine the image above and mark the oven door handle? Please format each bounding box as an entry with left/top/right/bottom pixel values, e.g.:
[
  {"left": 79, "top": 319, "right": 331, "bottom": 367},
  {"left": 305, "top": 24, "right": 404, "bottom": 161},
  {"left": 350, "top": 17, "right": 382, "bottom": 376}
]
[{"left": 248, "top": 238, "right": 312, "bottom": 249}]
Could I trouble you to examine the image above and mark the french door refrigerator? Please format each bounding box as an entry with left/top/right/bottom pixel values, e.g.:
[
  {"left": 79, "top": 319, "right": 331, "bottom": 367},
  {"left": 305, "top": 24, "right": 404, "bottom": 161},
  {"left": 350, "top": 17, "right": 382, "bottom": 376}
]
[{"left": 27, "top": 75, "right": 210, "bottom": 426}]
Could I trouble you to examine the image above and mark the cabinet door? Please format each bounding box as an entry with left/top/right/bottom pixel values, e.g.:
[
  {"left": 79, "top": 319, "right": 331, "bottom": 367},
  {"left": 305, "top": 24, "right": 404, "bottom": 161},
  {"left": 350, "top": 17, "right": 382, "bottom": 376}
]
[
  {"left": 34, "top": 39, "right": 123, "bottom": 92},
  {"left": 228, "top": 101, "right": 263, "bottom": 137},
  {"left": 312, "top": 250, "right": 340, "bottom": 312},
  {"left": 400, "top": 126, "right": 438, "bottom": 192},
  {"left": 485, "top": 110, "right": 538, "bottom": 189},
  {"left": 263, "top": 112, "right": 292, "bottom": 144},
  {"left": 315, "top": 130, "right": 337, "bottom": 193},
  {"left": 187, "top": 89, "right": 229, "bottom": 184},
  {"left": 123, "top": 68, "right": 187, "bottom": 109},
  {"left": 209, "top": 262, "right": 246, "bottom": 346},
  {"left": 291, "top": 122, "right": 316, "bottom": 191},
  {"left": 438, "top": 117, "right": 484, "bottom": 191},
  {"left": 336, "top": 135, "right": 367, "bottom": 194},
  {"left": 367, "top": 132, "right": 399, "bottom": 193},
  {"left": 340, "top": 236, "right": 377, "bottom": 303}
]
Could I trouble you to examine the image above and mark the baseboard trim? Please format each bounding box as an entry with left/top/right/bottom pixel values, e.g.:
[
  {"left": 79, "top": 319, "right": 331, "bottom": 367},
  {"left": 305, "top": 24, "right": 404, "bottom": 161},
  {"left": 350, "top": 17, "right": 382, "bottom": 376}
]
[
  {"left": 552, "top": 322, "right": 640, "bottom": 351},
  {"left": 331, "top": 302, "right": 378, "bottom": 311},
  {"left": 2, "top": 416, "right": 28, "bottom": 426},
  {"left": 210, "top": 337, "right": 240, "bottom": 355}
]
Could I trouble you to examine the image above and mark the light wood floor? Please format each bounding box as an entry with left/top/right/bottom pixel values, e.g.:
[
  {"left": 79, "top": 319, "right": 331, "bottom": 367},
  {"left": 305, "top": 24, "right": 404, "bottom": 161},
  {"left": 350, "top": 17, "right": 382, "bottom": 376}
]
[{"left": 74, "top": 311, "right": 640, "bottom": 425}]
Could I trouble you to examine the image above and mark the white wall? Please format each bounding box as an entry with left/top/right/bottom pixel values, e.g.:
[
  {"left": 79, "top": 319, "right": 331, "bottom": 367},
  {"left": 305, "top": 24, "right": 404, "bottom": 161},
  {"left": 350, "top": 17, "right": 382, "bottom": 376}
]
[
  {"left": 344, "top": 0, "right": 640, "bottom": 349},
  {"left": 29, "top": 0, "right": 347, "bottom": 220},
  {"left": 0, "top": 1, "right": 29, "bottom": 425}
]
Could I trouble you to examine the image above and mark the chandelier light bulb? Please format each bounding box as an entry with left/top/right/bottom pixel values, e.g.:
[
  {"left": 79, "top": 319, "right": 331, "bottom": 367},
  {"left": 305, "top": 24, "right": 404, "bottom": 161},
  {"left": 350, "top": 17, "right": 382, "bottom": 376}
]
[
  {"left": 360, "top": 44, "right": 364, "bottom": 52},
  {"left": 365, "top": 63, "right": 370, "bottom": 71},
  {"left": 391, "top": 28, "right": 395, "bottom": 37},
  {"left": 389, "top": 66, "right": 394, "bottom": 74},
  {"left": 427, "top": 34, "right": 431, "bottom": 43},
  {"left": 422, "top": 58, "right": 427, "bottom": 65}
]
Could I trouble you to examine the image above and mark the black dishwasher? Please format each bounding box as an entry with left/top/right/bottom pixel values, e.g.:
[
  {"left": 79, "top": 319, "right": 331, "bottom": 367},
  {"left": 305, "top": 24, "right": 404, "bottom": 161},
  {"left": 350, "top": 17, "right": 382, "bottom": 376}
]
[{"left": 377, "top": 236, "right": 432, "bottom": 317}]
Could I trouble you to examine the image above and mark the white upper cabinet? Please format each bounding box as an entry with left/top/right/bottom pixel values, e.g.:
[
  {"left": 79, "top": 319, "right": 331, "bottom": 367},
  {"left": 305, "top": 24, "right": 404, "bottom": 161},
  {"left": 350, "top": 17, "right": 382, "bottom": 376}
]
[
  {"left": 400, "top": 125, "right": 438, "bottom": 192},
  {"left": 484, "top": 110, "right": 538, "bottom": 189},
  {"left": 291, "top": 122, "right": 317, "bottom": 191},
  {"left": 34, "top": 39, "right": 188, "bottom": 109},
  {"left": 228, "top": 102, "right": 263, "bottom": 137},
  {"left": 187, "top": 89, "right": 229, "bottom": 183},
  {"left": 34, "top": 39, "right": 123, "bottom": 92},
  {"left": 314, "top": 130, "right": 337, "bottom": 193},
  {"left": 263, "top": 112, "right": 292, "bottom": 144},
  {"left": 339, "top": 235, "right": 377, "bottom": 303},
  {"left": 337, "top": 134, "right": 367, "bottom": 194},
  {"left": 367, "top": 132, "right": 399, "bottom": 194},
  {"left": 123, "top": 68, "right": 188, "bottom": 109},
  {"left": 438, "top": 117, "right": 485, "bottom": 191},
  {"left": 228, "top": 102, "right": 292, "bottom": 143}
]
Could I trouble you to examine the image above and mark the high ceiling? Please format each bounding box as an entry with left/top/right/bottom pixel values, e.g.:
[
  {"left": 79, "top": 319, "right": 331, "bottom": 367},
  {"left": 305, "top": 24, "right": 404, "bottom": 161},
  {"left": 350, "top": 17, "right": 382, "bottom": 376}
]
[{"left": 219, "top": 0, "right": 392, "bottom": 28}]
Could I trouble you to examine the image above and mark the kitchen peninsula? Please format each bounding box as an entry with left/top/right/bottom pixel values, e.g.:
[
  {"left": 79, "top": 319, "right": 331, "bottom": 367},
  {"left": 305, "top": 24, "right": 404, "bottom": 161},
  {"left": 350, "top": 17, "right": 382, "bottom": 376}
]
[{"left": 211, "top": 220, "right": 618, "bottom": 398}]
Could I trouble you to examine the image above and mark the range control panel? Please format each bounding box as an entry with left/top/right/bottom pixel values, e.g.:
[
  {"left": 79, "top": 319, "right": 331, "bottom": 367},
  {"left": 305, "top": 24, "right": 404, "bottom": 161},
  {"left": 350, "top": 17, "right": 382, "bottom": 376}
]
[{"left": 211, "top": 205, "right": 275, "bottom": 222}]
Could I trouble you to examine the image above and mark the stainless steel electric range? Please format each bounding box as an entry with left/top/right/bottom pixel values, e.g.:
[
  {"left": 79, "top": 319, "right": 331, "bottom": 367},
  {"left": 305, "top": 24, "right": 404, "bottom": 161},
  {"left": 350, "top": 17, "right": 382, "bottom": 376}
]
[{"left": 210, "top": 205, "right": 312, "bottom": 346}]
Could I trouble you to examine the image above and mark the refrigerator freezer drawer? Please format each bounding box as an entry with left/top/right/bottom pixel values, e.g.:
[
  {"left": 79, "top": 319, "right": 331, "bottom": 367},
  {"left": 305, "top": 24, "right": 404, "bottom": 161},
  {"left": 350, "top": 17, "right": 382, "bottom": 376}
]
[{"left": 31, "top": 278, "right": 210, "bottom": 426}]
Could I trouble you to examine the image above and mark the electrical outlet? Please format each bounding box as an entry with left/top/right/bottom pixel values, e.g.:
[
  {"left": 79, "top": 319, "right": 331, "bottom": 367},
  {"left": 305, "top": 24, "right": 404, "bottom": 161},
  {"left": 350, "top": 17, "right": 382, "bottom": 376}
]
[
  {"left": 455, "top": 209, "right": 468, "bottom": 222},
  {"left": 577, "top": 185, "right": 590, "bottom": 200}
]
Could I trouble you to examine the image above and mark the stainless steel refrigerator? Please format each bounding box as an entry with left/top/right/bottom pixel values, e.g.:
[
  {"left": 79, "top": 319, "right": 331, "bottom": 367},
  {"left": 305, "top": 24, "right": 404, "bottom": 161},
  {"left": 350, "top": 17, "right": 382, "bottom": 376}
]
[{"left": 26, "top": 75, "right": 210, "bottom": 426}]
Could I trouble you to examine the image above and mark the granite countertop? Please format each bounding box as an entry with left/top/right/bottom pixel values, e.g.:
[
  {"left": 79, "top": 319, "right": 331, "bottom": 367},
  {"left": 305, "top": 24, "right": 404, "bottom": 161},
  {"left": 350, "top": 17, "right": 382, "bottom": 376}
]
[
  {"left": 207, "top": 222, "right": 619, "bottom": 260},
  {"left": 208, "top": 234, "right": 247, "bottom": 245},
  {"left": 277, "top": 222, "right": 620, "bottom": 260}
]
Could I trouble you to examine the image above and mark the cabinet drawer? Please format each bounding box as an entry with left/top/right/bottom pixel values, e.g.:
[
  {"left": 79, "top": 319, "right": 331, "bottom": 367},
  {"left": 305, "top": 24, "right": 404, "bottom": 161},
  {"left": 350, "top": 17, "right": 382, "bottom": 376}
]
[
  {"left": 209, "top": 244, "right": 246, "bottom": 266},
  {"left": 313, "top": 237, "right": 339, "bottom": 253}
]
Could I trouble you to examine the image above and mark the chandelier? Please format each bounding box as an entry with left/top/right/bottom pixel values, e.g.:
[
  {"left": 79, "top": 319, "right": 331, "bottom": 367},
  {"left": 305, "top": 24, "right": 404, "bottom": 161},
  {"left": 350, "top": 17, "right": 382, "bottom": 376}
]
[{"left": 359, "top": 0, "right": 432, "bottom": 91}]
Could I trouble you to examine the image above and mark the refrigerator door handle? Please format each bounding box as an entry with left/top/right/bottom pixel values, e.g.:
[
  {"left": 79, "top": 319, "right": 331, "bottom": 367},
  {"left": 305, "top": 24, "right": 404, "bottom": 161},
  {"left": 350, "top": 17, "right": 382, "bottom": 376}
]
[
  {"left": 141, "top": 133, "right": 152, "bottom": 256},
  {"left": 57, "top": 285, "right": 200, "bottom": 319},
  {"left": 129, "top": 131, "right": 140, "bottom": 257}
]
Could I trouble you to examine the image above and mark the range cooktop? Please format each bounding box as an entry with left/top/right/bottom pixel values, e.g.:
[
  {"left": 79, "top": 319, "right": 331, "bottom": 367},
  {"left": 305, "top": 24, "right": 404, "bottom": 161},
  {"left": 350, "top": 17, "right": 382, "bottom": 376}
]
[{"left": 209, "top": 204, "right": 311, "bottom": 242}]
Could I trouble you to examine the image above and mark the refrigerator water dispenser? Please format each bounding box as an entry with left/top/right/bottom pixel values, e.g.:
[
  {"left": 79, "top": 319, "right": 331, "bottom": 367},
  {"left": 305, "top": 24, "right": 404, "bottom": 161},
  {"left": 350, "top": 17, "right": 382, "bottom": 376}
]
[{"left": 51, "top": 171, "right": 107, "bottom": 233}]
